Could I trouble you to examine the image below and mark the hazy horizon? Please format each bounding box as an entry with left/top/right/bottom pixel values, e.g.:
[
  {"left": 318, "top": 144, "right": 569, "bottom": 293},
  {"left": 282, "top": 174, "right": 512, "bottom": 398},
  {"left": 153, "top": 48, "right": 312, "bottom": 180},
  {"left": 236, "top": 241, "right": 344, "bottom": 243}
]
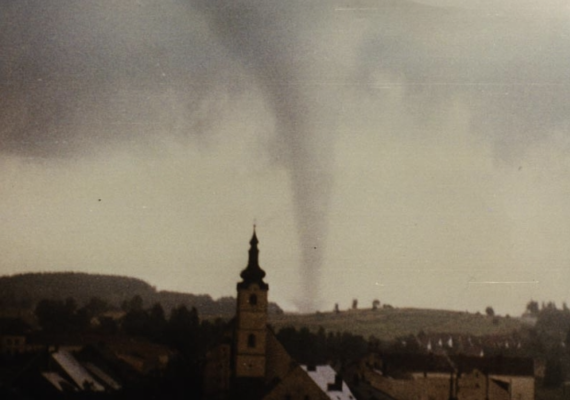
[{"left": 2, "top": 0, "right": 570, "bottom": 315}]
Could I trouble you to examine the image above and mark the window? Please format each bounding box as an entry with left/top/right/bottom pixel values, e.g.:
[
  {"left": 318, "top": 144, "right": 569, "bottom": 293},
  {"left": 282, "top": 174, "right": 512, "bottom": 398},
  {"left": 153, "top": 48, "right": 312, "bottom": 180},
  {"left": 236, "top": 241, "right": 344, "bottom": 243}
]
[
  {"left": 248, "top": 334, "right": 256, "bottom": 348},
  {"left": 249, "top": 294, "right": 258, "bottom": 305}
]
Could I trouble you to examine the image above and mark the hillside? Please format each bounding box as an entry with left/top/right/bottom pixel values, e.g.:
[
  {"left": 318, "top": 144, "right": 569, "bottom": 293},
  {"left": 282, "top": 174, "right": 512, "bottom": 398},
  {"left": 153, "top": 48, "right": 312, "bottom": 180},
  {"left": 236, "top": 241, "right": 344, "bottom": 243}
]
[
  {"left": 269, "top": 307, "right": 525, "bottom": 341},
  {"left": 0, "top": 272, "right": 154, "bottom": 307},
  {"left": 0, "top": 273, "right": 527, "bottom": 340},
  {"left": 0, "top": 272, "right": 282, "bottom": 317}
]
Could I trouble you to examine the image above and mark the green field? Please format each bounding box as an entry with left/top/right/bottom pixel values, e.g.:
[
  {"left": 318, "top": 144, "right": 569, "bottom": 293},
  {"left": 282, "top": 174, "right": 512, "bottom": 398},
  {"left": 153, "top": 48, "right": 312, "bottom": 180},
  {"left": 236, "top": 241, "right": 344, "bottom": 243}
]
[{"left": 269, "top": 308, "right": 525, "bottom": 340}]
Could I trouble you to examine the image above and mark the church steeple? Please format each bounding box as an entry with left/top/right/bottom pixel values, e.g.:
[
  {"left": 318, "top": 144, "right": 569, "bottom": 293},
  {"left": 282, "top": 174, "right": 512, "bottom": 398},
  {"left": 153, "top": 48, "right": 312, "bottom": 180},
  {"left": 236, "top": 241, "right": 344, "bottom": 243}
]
[
  {"left": 234, "top": 227, "right": 269, "bottom": 380},
  {"left": 238, "top": 227, "right": 268, "bottom": 290}
]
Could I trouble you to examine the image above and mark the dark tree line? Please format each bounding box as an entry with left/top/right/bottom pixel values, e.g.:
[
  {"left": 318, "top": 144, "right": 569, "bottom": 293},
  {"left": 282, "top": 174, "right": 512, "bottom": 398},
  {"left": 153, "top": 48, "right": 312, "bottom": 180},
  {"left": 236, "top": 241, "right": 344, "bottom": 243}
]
[
  {"left": 34, "top": 295, "right": 227, "bottom": 360},
  {"left": 275, "top": 326, "right": 369, "bottom": 366},
  {"left": 35, "top": 296, "right": 113, "bottom": 333}
]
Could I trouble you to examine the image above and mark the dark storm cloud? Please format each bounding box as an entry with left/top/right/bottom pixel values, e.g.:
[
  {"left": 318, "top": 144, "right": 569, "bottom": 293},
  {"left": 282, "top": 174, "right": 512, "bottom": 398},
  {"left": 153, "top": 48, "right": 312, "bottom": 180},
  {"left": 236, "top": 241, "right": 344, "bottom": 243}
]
[
  {"left": 0, "top": 0, "right": 232, "bottom": 157},
  {"left": 356, "top": 2, "right": 570, "bottom": 161},
  {"left": 3, "top": 1, "right": 569, "bottom": 160}
]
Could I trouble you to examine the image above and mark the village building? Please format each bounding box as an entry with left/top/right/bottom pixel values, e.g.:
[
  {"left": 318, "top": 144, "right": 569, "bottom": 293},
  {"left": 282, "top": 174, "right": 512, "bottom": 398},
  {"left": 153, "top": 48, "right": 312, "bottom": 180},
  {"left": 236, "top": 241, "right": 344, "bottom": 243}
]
[
  {"left": 0, "top": 317, "right": 33, "bottom": 355},
  {"left": 202, "top": 229, "right": 355, "bottom": 400},
  {"left": 352, "top": 352, "right": 535, "bottom": 400}
]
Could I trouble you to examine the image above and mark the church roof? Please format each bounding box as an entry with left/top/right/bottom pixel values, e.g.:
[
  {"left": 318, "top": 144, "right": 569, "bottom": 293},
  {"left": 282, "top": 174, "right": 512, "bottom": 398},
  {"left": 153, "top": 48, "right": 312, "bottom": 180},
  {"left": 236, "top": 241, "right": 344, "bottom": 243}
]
[{"left": 238, "top": 229, "right": 268, "bottom": 290}]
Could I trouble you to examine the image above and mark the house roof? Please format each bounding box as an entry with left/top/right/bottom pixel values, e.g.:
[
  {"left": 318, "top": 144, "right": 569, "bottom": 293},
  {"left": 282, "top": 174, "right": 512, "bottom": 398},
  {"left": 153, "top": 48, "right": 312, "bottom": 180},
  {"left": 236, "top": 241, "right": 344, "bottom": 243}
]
[
  {"left": 41, "top": 372, "right": 77, "bottom": 393},
  {"left": 379, "top": 353, "right": 534, "bottom": 377},
  {"left": 51, "top": 349, "right": 106, "bottom": 392},
  {"left": 84, "top": 362, "right": 122, "bottom": 390},
  {"left": 302, "top": 365, "right": 357, "bottom": 400}
]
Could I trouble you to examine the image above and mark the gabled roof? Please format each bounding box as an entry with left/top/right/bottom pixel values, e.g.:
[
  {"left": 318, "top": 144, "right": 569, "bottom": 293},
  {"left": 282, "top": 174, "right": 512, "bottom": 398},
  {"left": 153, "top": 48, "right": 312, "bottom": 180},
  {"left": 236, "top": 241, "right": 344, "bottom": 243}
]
[{"left": 379, "top": 353, "right": 534, "bottom": 377}]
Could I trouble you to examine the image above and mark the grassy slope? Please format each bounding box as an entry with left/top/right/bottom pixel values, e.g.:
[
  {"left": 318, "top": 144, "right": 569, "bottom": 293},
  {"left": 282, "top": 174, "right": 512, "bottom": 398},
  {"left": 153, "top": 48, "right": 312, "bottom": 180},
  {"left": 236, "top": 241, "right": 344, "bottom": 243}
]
[{"left": 270, "top": 308, "right": 524, "bottom": 340}]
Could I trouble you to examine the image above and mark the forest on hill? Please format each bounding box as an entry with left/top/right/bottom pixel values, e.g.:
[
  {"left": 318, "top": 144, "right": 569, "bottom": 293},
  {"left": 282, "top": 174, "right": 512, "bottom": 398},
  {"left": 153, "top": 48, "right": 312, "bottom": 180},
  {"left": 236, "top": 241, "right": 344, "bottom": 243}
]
[{"left": 0, "top": 272, "right": 283, "bottom": 317}]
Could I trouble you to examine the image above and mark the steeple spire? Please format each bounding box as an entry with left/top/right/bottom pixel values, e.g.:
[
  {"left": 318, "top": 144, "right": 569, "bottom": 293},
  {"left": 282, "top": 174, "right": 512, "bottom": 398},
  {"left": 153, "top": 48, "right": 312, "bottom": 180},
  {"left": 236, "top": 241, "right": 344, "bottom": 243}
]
[{"left": 238, "top": 226, "right": 268, "bottom": 290}]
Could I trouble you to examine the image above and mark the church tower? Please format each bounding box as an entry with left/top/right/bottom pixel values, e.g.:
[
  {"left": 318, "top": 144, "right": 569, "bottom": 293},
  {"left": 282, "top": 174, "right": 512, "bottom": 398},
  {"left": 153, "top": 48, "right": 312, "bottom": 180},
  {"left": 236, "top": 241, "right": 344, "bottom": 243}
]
[{"left": 234, "top": 227, "right": 269, "bottom": 380}]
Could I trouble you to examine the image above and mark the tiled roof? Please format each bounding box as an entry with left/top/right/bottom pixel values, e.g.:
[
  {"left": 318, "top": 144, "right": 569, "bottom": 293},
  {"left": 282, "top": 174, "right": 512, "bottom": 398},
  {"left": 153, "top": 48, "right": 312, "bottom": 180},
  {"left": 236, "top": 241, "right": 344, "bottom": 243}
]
[{"left": 379, "top": 353, "right": 534, "bottom": 377}]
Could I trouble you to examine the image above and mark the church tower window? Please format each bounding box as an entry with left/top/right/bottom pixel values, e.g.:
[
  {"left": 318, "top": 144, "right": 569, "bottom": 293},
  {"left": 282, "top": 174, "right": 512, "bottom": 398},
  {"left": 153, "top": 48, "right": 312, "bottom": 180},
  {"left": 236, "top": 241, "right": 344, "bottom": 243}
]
[{"left": 249, "top": 294, "right": 258, "bottom": 305}]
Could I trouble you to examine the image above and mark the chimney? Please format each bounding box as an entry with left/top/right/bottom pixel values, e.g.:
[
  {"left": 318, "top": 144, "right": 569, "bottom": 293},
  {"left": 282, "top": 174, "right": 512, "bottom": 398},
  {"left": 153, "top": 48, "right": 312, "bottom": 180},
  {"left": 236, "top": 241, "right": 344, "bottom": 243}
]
[{"left": 327, "top": 374, "right": 343, "bottom": 391}]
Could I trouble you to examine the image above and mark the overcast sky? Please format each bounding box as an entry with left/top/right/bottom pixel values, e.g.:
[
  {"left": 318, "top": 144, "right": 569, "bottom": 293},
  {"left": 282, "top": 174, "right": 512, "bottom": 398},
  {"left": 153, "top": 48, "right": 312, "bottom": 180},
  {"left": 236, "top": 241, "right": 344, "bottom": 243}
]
[{"left": 2, "top": 0, "right": 570, "bottom": 314}]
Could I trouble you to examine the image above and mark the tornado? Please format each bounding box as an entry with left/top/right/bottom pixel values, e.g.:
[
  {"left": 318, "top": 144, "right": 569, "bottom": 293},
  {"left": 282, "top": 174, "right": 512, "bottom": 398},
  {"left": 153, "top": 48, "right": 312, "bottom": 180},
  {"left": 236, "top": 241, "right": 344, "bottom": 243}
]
[{"left": 195, "top": 1, "right": 336, "bottom": 311}]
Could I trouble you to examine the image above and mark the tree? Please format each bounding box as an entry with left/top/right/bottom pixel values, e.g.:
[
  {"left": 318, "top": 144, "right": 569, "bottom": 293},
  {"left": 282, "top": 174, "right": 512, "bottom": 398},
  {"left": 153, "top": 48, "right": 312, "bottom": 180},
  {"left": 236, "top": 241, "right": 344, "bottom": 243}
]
[
  {"left": 121, "top": 295, "right": 143, "bottom": 313},
  {"left": 485, "top": 306, "right": 495, "bottom": 317},
  {"left": 148, "top": 303, "right": 167, "bottom": 341},
  {"left": 372, "top": 299, "right": 380, "bottom": 311},
  {"left": 35, "top": 298, "right": 82, "bottom": 332},
  {"left": 122, "top": 308, "right": 149, "bottom": 337},
  {"left": 546, "top": 301, "right": 557, "bottom": 311},
  {"left": 526, "top": 300, "right": 539, "bottom": 315},
  {"left": 150, "top": 303, "right": 166, "bottom": 324},
  {"left": 64, "top": 297, "right": 77, "bottom": 315},
  {"left": 35, "top": 299, "right": 61, "bottom": 332},
  {"left": 352, "top": 299, "right": 358, "bottom": 310},
  {"left": 167, "top": 305, "right": 201, "bottom": 358},
  {"left": 169, "top": 305, "right": 199, "bottom": 330},
  {"left": 83, "top": 297, "right": 110, "bottom": 316}
]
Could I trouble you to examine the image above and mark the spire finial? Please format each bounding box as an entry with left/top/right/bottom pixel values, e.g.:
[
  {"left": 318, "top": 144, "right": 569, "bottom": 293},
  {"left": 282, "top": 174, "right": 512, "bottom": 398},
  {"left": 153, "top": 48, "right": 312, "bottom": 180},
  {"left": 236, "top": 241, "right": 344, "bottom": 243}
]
[{"left": 250, "top": 224, "right": 258, "bottom": 246}]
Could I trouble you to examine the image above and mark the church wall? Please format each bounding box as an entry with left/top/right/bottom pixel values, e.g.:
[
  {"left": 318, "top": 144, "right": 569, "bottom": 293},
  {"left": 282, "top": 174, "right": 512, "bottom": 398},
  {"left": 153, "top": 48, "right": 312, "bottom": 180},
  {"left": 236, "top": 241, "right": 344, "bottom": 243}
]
[
  {"left": 265, "top": 331, "right": 296, "bottom": 384},
  {"left": 203, "top": 344, "right": 232, "bottom": 400},
  {"left": 237, "top": 285, "right": 268, "bottom": 311},
  {"left": 237, "top": 312, "right": 267, "bottom": 330},
  {"left": 236, "top": 329, "right": 267, "bottom": 355},
  {"left": 235, "top": 354, "right": 266, "bottom": 377}
]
